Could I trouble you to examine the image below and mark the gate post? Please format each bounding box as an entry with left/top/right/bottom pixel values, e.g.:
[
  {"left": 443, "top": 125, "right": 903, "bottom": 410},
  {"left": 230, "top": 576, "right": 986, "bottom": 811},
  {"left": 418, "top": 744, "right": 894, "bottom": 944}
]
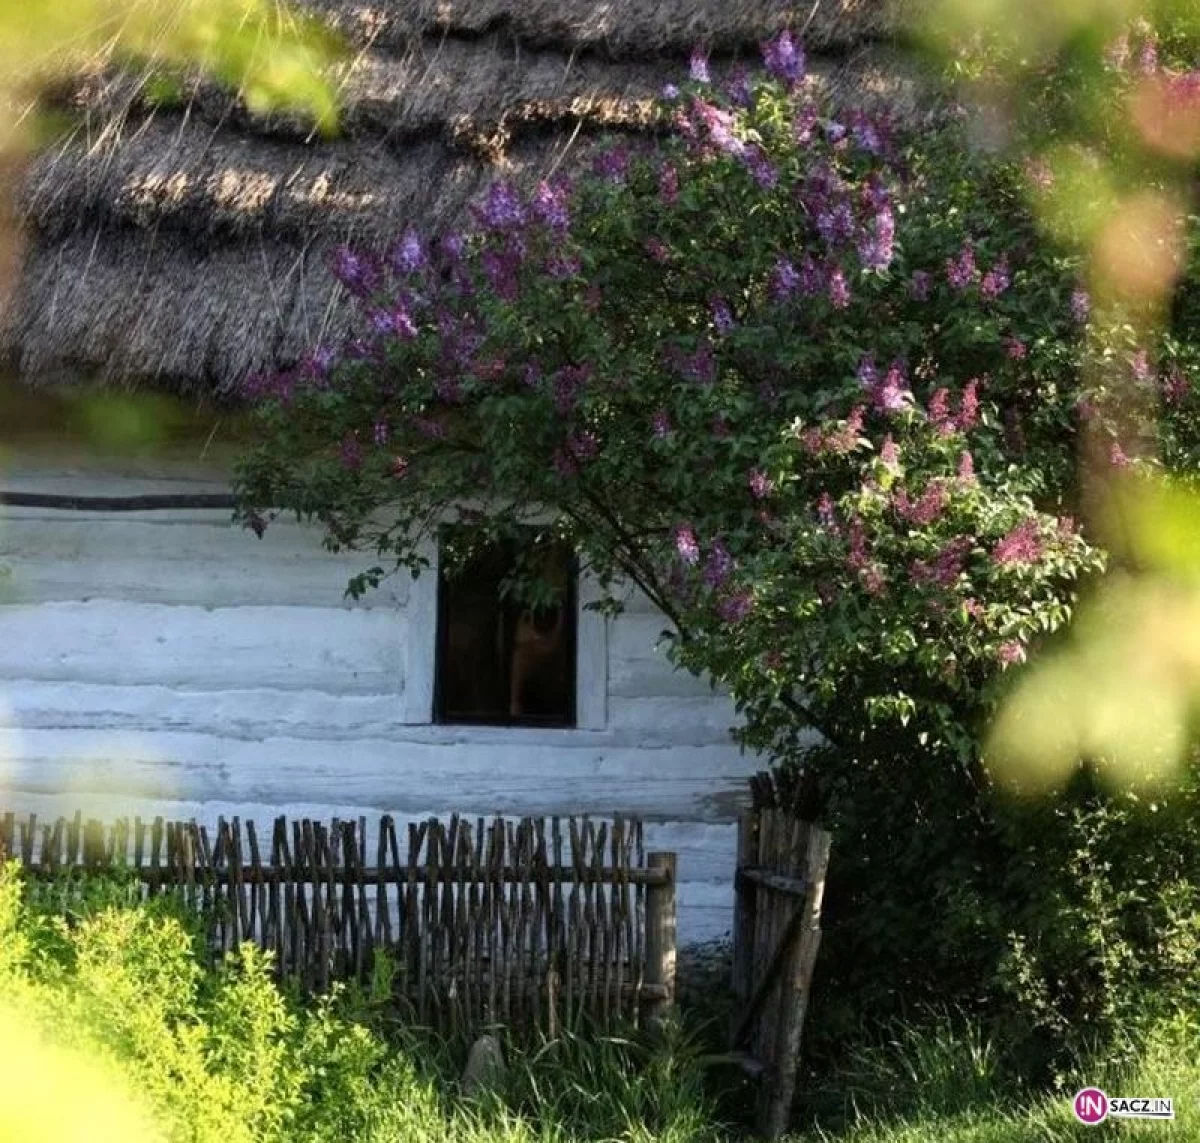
[
  {"left": 730, "top": 811, "right": 759, "bottom": 1038},
  {"left": 641, "top": 851, "right": 677, "bottom": 1025}
]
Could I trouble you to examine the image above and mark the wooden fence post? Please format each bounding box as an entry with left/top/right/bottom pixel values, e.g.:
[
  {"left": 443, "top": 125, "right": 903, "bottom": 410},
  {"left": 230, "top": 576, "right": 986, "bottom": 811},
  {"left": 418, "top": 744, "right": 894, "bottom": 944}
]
[
  {"left": 641, "top": 851, "right": 676, "bottom": 1025},
  {"left": 758, "top": 825, "right": 832, "bottom": 1140},
  {"left": 730, "top": 811, "right": 758, "bottom": 1039}
]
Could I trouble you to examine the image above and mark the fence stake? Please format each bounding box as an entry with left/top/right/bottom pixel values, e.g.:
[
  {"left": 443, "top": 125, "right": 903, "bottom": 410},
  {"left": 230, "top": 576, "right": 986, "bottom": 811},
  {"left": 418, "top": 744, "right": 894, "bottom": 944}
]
[
  {"left": 758, "top": 826, "right": 832, "bottom": 1141},
  {"left": 641, "top": 851, "right": 676, "bottom": 1026}
]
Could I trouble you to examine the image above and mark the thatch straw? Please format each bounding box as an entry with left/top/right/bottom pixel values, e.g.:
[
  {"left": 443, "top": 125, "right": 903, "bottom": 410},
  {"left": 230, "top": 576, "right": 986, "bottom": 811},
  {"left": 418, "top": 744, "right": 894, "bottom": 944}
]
[
  {"left": 296, "top": 0, "right": 914, "bottom": 57},
  {"left": 2, "top": 2, "right": 932, "bottom": 395}
]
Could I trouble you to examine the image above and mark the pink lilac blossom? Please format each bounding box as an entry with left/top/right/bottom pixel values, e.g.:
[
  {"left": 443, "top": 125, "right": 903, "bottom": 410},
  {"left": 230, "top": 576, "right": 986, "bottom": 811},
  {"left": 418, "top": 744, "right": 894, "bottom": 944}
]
[
  {"left": 980, "top": 258, "right": 1010, "bottom": 300},
  {"left": 847, "top": 517, "right": 869, "bottom": 569},
  {"left": 828, "top": 267, "right": 851, "bottom": 310},
  {"left": 1005, "top": 336, "right": 1027, "bottom": 361},
  {"left": 992, "top": 519, "right": 1042, "bottom": 566},
  {"left": 568, "top": 431, "right": 600, "bottom": 461},
  {"left": 859, "top": 564, "right": 887, "bottom": 596},
  {"left": 817, "top": 492, "right": 838, "bottom": 528},
  {"left": 1024, "top": 157, "right": 1055, "bottom": 190},
  {"left": 909, "top": 270, "right": 932, "bottom": 301},
  {"left": 711, "top": 415, "right": 732, "bottom": 439},
  {"left": 645, "top": 238, "right": 671, "bottom": 263},
  {"left": 659, "top": 163, "right": 680, "bottom": 205},
  {"left": 718, "top": 591, "right": 754, "bottom": 623},
  {"left": 1131, "top": 349, "right": 1151, "bottom": 383},
  {"left": 748, "top": 468, "right": 773, "bottom": 499},
  {"left": 957, "top": 379, "right": 980, "bottom": 430},
  {"left": 958, "top": 451, "right": 976, "bottom": 481},
  {"left": 945, "top": 243, "right": 977, "bottom": 290},
  {"left": 1163, "top": 366, "right": 1190, "bottom": 406},
  {"left": 928, "top": 387, "right": 954, "bottom": 434},
  {"left": 794, "top": 103, "right": 818, "bottom": 144},
  {"left": 997, "top": 641, "right": 1026, "bottom": 666},
  {"left": 879, "top": 435, "right": 900, "bottom": 470},
  {"left": 391, "top": 456, "right": 409, "bottom": 479},
  {"left": 1109, "top": 440, "right": 1132, "bottom": 469},
  {"left": 675, "top": 525, "right": 701, "bottom": 566},
  {"left": 872, "top": 361, "right": 911, "bottom": 413}
]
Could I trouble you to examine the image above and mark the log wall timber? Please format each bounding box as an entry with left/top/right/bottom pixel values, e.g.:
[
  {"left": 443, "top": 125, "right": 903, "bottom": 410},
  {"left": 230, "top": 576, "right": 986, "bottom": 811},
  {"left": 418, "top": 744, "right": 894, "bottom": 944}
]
[{"left": 0, "top": 471, "right": 766, "bottom": 943}]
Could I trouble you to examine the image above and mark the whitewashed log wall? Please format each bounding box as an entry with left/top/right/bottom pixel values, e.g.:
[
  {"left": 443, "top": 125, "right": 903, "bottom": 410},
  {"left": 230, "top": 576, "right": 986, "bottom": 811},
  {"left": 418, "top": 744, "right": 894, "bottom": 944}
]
[{"left": 0, "top": 470, "right": 760, "bottom": 943}]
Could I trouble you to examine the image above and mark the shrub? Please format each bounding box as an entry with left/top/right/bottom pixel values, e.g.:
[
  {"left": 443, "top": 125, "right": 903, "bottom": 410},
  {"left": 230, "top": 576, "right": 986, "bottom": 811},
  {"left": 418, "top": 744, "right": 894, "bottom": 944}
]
[{"left": 232, "top": 30, "right": 1200, "bottom": 1077}]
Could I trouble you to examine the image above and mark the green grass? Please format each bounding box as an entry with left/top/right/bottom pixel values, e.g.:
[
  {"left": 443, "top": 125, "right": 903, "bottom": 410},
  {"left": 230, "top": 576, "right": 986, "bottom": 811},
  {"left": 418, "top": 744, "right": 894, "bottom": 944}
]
[{"left": 3, "top": 865, "right": 1199, "bottom": 1141}]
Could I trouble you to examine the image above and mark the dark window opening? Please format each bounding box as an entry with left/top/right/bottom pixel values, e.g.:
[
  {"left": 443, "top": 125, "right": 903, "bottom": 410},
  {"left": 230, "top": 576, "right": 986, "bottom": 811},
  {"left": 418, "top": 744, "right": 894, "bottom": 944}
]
[{"left": 434, "top": 535, "right": 577, "bottom": 727}]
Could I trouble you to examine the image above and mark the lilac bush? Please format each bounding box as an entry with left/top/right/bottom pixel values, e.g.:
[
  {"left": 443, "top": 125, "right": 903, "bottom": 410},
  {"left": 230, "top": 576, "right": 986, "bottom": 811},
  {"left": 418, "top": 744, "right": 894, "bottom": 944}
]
[{"left": 234, "top": 31, "right": 1200, "bottom": 1065}]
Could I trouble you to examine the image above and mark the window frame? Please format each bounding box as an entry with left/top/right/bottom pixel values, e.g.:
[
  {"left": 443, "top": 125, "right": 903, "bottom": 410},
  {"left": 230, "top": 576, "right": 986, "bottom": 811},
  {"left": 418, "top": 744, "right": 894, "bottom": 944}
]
[
  {"left": 431, "top": 536, "right": 580, "bottom": 729},
  {"left": 401, "top": 532, "right": 608, "bottom": 732}
]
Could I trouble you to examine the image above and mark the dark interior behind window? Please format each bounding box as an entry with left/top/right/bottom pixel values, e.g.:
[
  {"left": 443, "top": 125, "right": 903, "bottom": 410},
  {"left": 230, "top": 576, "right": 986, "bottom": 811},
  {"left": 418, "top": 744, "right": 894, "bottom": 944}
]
[{"left": 434, "top": 536, "right": 577, "bottom": 727}]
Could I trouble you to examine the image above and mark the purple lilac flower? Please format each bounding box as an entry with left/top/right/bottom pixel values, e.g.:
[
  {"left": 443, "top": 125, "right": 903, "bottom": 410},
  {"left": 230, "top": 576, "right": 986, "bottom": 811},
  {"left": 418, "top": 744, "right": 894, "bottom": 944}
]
[
  {"left": 652, "top": 409, "right": 672, "bottom": 438},
  {"left": 825, "top": 121, "right": 847, "bottom": 144},
  {"left": 1164, "top": 366, "right": 1190, "bottom": 406},
  {"left": 726, "top": 67, "right": 753, "bottom": 108},
  {"left": 742, "top": 144, "right": 778, "bottom": 188},
  {"left": 476, "top": 181, "right": 526, "bottom": 231},
  {"left": 816, "top": 201, "right": 855, "bottom": 246},
  {"left": 851, "top": 113, "right": 883, "bottom": 155},
  {"left": 1070, "top": 288, "right": 1091, "bottom": 323},
  {"left": 945, "top": 243, "right": 977, "bottom": 290},
  {"left": 711, "top": 415, "right": 732, "bottom": 439},
  {"left": 547, "top": 254, "right": 582, "bottom": 278},
  {"left": 762, "top": 30, "right": 805, "bottom": 87},
  {"left": 689, "top": 49, "right": 711, "bottom": 84},
  {"left": 332, "top": 245, "right": 380, "bottom": 297},
  {"left": 592, "top": 146, "right": 631, "bottom": 184},
  {"left": 662, "top": 82, "right": 681, "bottom": 101},
  {"left": 303, "top": 345, "right": 335, "bottom": 381},
  {"left": 1110, "top": 440, "right": 1132, "bottom": 469},
  {"left": 858, "top": 206, "right": 895, "bottom": 272},
  {"left": 980, "top": 258, "right": 1010, "bottom": 300},
  {"left": 770, "top": 257, "right": 801, "bottom": 302},
  {"left": 828, "top": 267, "right": 851, "bottom": 310},
  {"left": 748, "top": 468, "right": 773, "bottom": 499},
  {"left": 710, "top": 297, "right": 735, "bottom": 335},
  {"left": 645, "top": 237, "right": 671, "bottom": 263},
  {"left": 440, "top": 231, "right": 466, "bottom": 262},
  {"left": 388, "top": 229, "right": 425, "bottom": 275},
  {"left": 659, "top": 163, "right": 679, "bottom": 205},
  {"left": 435, "top": 377, "right": 464, "bottom": 403},
  {"left": 799, "top": 256, "right": 826, "bottom": 296},
  {"left": 1131, "top": 349, "right": 1151, "bottom": 383},
  {"left": 898, "top": 482, "right": 948, "bottom": 526},
  {"left": 717, "top": 591, "right": 754, "bottom": 623},
  {"left": 993, "top": 518, "right": 1042, "bottom": 566},
  {"left": 817, "top": 492, "right": 838, "bottom": 528},
  {"left": 481, "top": 249, "right": 520, "bottom": 301},
  {"left": 909, "top": 270, "right": 932, "bottom": 301},
  {"left": 531, "top": 179, "right": 571, "bottom": 232},
  {"left": 857, "top": 354, "right": 879, "bottom": 390},
  {"left": 568, "top": 430, "right": 600, "bottom": 461},
  {"left": 373, "top": 420, "right": 389, "bottom": 447},
  {"left": 552, "top": 365, "right": 590, "bottom": 414},
  {"left": 675, "top": 525, "right": 701, "bottom": 566},
  {"left": 671, "top": 342, "right": 717, "bottom": 385},
  {"left": 704, "top": 540, "right": 735, "bottom": 587}
]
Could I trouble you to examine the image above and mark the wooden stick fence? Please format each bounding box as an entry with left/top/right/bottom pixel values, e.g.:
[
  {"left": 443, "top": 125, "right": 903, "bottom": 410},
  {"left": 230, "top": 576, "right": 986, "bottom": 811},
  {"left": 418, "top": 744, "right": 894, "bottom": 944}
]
[{"left": 0, "top": 810, "right": 675, "bottom": 1035}]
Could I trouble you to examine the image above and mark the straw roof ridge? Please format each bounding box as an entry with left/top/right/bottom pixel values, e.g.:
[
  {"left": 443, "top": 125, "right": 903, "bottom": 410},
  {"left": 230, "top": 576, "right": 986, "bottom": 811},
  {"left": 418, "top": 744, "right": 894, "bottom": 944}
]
[{"left": 293, "top": 0, "right": 918, "bottom": 60}]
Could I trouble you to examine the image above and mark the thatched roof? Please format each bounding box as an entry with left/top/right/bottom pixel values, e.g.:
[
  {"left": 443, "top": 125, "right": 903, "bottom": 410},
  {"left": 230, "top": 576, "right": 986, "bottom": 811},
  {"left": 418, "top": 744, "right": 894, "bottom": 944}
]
[{"left": 1, "top": 1, "right": 929, "bottom": 396}]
